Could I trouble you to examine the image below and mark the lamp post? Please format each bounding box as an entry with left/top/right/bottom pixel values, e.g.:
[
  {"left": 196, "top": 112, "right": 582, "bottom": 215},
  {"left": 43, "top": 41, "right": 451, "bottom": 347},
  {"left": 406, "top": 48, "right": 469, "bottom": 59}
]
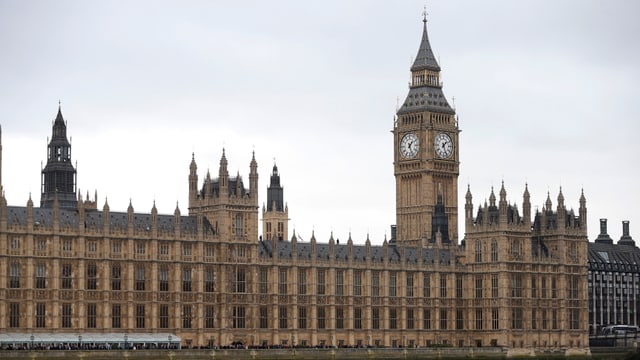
[{"left": 30, "top": 334, "right": 34, "bottom": 350}]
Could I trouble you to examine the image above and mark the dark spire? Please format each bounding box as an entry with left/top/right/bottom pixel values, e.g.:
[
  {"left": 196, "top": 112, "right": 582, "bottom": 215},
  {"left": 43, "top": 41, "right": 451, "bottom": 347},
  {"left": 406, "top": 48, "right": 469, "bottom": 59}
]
[
  {"left": 411, "top": 10, "right": 441, "bottom": 72},
  {"left": 266, "top": 162, "right": 284, "bottom": 212}
]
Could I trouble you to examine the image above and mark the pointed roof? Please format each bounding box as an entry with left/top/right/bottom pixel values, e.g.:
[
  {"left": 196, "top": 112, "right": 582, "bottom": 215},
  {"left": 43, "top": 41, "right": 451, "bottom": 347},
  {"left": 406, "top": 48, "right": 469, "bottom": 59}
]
[{"left": 411, "top": 17, "right": 441, "bottom": 72}]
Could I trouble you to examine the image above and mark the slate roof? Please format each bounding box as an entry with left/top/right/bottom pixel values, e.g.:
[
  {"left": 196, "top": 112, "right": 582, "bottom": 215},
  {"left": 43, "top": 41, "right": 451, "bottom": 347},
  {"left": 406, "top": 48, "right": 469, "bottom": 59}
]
[
  {"left": 411, "top": 19, "right": 441, "bottom": 72},
  {"left": 588, "top": 241, "right": 640, "bottom": 273}
]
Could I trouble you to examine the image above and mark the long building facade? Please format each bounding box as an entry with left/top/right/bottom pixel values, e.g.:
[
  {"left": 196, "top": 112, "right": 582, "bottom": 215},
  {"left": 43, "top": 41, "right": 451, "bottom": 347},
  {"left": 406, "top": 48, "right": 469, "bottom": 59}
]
[{"left": 0, "top": 16, "right": 590, "bottom": 354}]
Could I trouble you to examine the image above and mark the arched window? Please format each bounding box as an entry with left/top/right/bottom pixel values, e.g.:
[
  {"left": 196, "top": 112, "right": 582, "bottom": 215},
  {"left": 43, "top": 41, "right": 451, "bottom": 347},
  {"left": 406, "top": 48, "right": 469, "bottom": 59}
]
[
  {"left": 491, "top": 240, "right": 498, "bottom": 262},
  {"left": 475, "top": 241, "right": 483, "bottom": 262}
]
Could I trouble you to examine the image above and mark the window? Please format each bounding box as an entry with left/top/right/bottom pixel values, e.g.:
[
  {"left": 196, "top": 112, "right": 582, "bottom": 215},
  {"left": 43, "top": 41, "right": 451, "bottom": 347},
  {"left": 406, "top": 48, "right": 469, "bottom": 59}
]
[
  {"left": 9, "top": 303, "right": 20, "bottom": 328},
  {"left": 491, "top": 274, "right": 498, "bottom": 298},
  {"left": 87, "top": 263, "right": 97, "bottom": 290},
  {"left": 61, "top": 263, "right": 72, "bottom": 289},
  {"left": 111, "top": 265, "right": 121, "bottom": 291},
  {"left": 390, "top": 308, "right": 398, "bottom": 329},
  {"left": 531, "top": 276, "right": 537, "bottom": 298},
  {"left": 233, "top": 306, "right": 245, "bottom": 328},
  {"left": 475, "top": 241, "right": 483, "bottom": 262},
  {"left": 423, "top": 273, "right": 430, "bottom": 298},
  {"left": 279, "top": 268, "right": 288, "bottom": 295},
  {"left": 279, "top": 306, "right": 288, "bottom": 329},
  {"left": 9, "top": 262, "right": 20, "bottom": 288},
  {"left": 354, "top": 271, "right": 362, "bottom": 296},
  {"left": 456, "top": 276, "right": 463, "bottom": 298},
  {"left": 542, "top": 309, "right": 548, "bottom": 329},
  {"left": 407, "top": 308, "right": 415, "bottom": 329},
  {"left": 135, "top": 265, "right": 145, "bottom": 291},
  {"left": 62, "top": 239, "right": 72, "bottom": 252},
  {"left": 87, "top": 241, "right": 97, "bottom": 253},
  {"left": 372, "top": 271, "right": 380, "bottom": 297},
  {"left": 36, "top": 263, "right": 46, "bottom": 289},
  {"left": 135, "top": 242, "right": 145, "bottom": 256},
  {"left": 532, "top": 309, "right": 537, "bottom": 330},
  {"left": 182, "top": 268, "right": 192, "bottom": 292},
  {"left": 491, "top": 240, "right": 498, "bottom": 261},
  {"left": 551, "top": 277, "right": 557, "bottom": 299},
  {"left": 159, "top": 266, "right": 169, "bottom": 292},
  {"left": 182, "top": 305, "right": 192, "bottom": 328},
  {"left": 511, "top": 307, "right": 522, "bottom": 329},
  {"left": 259, "top": 268, "right": 268, "bottom": 294},
  {"left": 492, "top": 308, "right": 499, "bottom": 330},
  {"left": 205, "top": 244, "right": 214, "bottom": 258},
  {"left": 205, "top": 267, "right": 215, "bottom": 292},
  {"left": 36, "top": 303, "right": 46, "bottom": 328},
  {"left": 456, "top": 308, "right": 464, "bottom": 330},
  {"left": 406, "top": 273, "right": 414, "bottom": 297},
  {"left": 317, "top": 307, "right": 326, "bottom": 329},
  {"left": 440, "top": 274, "right": 447, "bottom": 298},
  {"left": 159, "top": 242, "right": 169, "bottom": 256},
  {"left": 317, "top": 270, "right": 325, "bottom": 295},
  {"left": 511, "top": 273, "right": 522, "bottom": 298},
  {"left": 298, "top": 269, "right": 307, "bottom": 295},
  {"left": 475, "top": 308, "right": 483, "bottom": 330},
  {"left": 61, "top": 304, "right": 72, "bottom": 328},
  {"left": 259, "top": 307, "right": 268, "bottom": 329},
  {"left": 440, "top": 309, "right": 447, "bottom": 330},
  {"left": 552, "top": 309, "right": 558, "bottom": 329},
  {"left": 541, "top": 277, "right": 547, "bottom": 298},
  {"left": 136, "top": 304, "right": 145, "bottom": 328},
  {"left": 10, "top": 236, "right": 21, "bottom": 250},
  {"left": 423, "top": 309, "right": 431, "bottom": 329},
  {"left": 569, "top": 276, "right": 579, "bottom": 299},
  {"left": 112, "top": 304, "right": 121, "bottom": 328},
  {"left": 475, "top": 275, "right": 483, "bottom": 299},
  {"left": 159, "top": 304, "right": 169, "bottom": 329},
  {"left": 182, "top": 243, "right": 192, "bottom": 256},
  {"left": 205, "top": 305, "right": 215, "bottom": 328},
  {"left": 336, "top": 307, "right": 344, "bottom": 329},
  {"left": 389, "top": 272, "right": 397, "bottom": 297},
  {"left": 234, "top": 214, "right": 243, "bottom": 237},
  {"left": 354, "top": 307, "right": 362, "bottom": 329},
  {"left": 233, "top": 268, "right": 246, "bottom": 293},
  {"left": 569, "top": 308, "right": 580, "bottom": 329},
  {"left": 335, "top": 270, "right": 344, "bottom": 296},
  {"left": 372, "top": 308, "right": 380, "bottom": 329},
  {"left": 36, "top": 238, "right": 47, "bottom": 251},
  {"left": 87, "top": 303, "right": 97, "bottom": 328},
  {"left": 298, "top": 307, "right": 307, "bottom": 329},
  {"left": 111, "top": 240, "right": 121, "bottom": 254}
]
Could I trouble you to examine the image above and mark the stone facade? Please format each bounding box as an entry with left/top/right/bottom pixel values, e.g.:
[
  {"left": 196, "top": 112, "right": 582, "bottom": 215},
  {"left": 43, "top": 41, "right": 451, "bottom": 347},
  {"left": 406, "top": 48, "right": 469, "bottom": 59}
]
[{"left": 0, "top": 16, "right": 589, "bottom": 353}]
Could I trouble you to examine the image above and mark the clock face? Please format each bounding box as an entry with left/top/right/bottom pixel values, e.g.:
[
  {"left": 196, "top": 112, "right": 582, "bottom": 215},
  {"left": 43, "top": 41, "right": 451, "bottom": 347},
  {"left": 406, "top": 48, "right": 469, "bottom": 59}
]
[
  {"left": 434, "top": 132, "right": 453, "bottom": 159},
  {"left": 400, "top": 132, "right": 419, "bottom": 159}
]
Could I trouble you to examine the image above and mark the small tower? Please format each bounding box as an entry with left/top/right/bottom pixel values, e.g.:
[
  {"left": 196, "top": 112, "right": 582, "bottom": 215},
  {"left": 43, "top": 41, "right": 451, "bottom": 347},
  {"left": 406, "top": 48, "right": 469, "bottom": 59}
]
[
  {"left": 262, "top": 162, "right": 289, "bottom": 241},
  {"left": 41, "top": 105, "right": 78, "bottom": 209}
]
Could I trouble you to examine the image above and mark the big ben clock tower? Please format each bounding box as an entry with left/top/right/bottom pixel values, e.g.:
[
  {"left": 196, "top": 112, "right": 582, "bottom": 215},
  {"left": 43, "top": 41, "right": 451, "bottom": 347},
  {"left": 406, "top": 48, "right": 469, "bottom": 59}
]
[{"left": 394, "top": 15, "right": 459, "bottom": 247}]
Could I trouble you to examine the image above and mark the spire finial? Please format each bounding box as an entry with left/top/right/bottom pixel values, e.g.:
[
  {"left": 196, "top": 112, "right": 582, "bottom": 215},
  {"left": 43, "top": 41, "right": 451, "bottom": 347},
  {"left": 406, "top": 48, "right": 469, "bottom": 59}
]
[{"left": 422, "top": 4, "right": 428, "bottom": 23}]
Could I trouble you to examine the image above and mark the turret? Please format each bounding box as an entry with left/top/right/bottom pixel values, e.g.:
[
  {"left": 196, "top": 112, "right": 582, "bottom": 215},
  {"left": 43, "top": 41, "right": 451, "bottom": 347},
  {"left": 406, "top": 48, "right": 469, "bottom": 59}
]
[
  {"left": 557, "top": 188, "right": 566, "bottom": 230},
  {"left": 103, "top": 197, "right": 110, "bottom": 235},
  {"left": 523, "top": 184, "right": 531, "bottom": 227},
  {"left": 219, "top": 149, "right": 229, "bottom": 196},
  {"left": 579, "top": 189, "right": 587, "bottom": 231},
  {"left": 188, "top": 153, "right": 198, "bottom": 208},
  {"left": 498, "top": 182, "right": 507, "bottom": 223},
  {"left": 249, "top": 151, "right": 258, "bottom": 200},
  {"left": 465, "top": 185, "right": 473, "bottom": 231}
]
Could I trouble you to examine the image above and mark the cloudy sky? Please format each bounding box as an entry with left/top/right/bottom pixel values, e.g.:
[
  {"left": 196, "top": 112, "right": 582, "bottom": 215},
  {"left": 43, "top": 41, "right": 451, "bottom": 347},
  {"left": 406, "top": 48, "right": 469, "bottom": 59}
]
[{"left": 1, "top": 0, "right": 638, "bottom": 245}]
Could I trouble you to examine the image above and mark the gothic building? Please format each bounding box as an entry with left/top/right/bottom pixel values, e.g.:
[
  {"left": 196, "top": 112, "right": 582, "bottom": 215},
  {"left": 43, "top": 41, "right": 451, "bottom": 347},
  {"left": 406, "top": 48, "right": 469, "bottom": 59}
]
[{"left": 0, "top": 15, "right": 589, "bottom": 354}]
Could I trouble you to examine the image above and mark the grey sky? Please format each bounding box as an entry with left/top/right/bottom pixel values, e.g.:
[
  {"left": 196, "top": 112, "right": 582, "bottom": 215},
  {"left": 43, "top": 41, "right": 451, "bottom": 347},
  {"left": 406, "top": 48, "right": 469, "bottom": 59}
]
[{"left": 1, "top": 0, "right": 638, "bottom": 244}]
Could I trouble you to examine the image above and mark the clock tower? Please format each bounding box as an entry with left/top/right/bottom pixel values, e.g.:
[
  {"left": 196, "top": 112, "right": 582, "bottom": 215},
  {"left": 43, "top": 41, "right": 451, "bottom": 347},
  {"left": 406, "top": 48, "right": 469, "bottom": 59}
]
[{"left": 393, "top": 15, "right": 459, "bottom": 247}]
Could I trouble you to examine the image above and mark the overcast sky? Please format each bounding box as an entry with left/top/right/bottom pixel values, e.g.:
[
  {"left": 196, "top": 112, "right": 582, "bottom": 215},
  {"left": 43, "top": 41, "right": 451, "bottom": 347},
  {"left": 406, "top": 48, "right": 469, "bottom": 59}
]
[{"left": 1, "top": 0, "right": 638, "bottom": 245}]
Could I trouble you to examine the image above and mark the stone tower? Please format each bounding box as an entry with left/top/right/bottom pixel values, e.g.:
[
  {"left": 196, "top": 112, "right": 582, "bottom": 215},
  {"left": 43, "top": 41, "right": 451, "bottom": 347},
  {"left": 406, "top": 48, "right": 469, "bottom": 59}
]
[
  {"left": 41, "top": 105, "right": 78, "bottom": 209},
  {"left": 262, "top": 162, "right": 288, "bottom": 241},
  {"left": 394, "top": 16, "right": 459, "bottom": 246}
]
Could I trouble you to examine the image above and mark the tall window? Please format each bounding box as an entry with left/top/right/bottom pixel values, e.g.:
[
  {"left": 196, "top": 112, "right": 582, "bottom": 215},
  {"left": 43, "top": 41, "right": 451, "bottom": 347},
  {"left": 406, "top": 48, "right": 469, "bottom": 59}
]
[
  {"left": 569, "top": 308, "right": 580, "bottom": 329},
  {"left": 61, "top": 304, "right": 72, "bottom": 328},
  {"left": 541, "top": 277, "right": 547, "bottom": 298},
  {"left": 111, "top": 240, "right": 121, "bottom": 255},
  {"left": 542, "top": 309, "right": 548, "bottom": 329},
  {"left": 475, "top": 241, "right": 483, "bottom": 262},
  {"left": 61, "top": 263, "right": 73, "bottom": 289},
  {"left": 298, "top": 269, "right": 307, "bottom": 295},
  {"left": 159, "top": 266, "right": 169, "bottom": 292},
  {"left": 389, "top": 308, "right": 397, "bottom": 329},
  {"left": 36, "top": 263, "right": 46, "bottom": 289},
  {"left": 389, "top": 272, "right": 397, "bottom": 297},
  {"left": 112, "top": 304, "right": 121, "bottom": 328},
  {"left": 158, "top": 242, "right": 169, "bottom": 256},
  {"left": 354, "top": 307, "right": 362, "bottom": 329},
  {"left": 87, "top": 263, "right": 97, "bottom": 290},
  {"left": 111, "top": 265, "right": 121, "bottom": 291},
  {"left": 440, "top": 274, "right": 447, "bottom": 298},
  {"left": 552, "top": 309, "right": 558, "bottom": 329},
  {"left": 456, "top": 276, "right": 463, "bottom": 298},
  {"left": 551, "top": 277, "right": 557, "bottom": 299},
  {"left": 205, "top": 305, "right": 215, "bottom": 328},
  {"left": 87, "top": 303, "right": 97, "bottom": 328},
  {"left": 205, "top": 267, "right": 215, "bottom": 292},
  {"left": 407, "top": 308, "right": 414, "bottom": 329},
  {"left": 491, "top": 240, "right": 498, "bottom": 261},
  {"left": 491, "top": 274, "right": 498, "bottom": 298},
  {"left": 159, "top": 304, "right": 169, "bottom": 329},
  {"left": 135, "top": 265, "right": 145, "bottom": 291},
  {"left": 372, "top": 308, "right": 380, "bottom": 329},
  {"left": 372, "top": 271, "right": 380, "bottom": 297},
  {"left": 335, "top": 270, "right": 344, "bottom": 296},
  {"left": 439, "top": 309, "right": 447, "bottom": 330},
  {"left": 233, "top": 268, "right": 246, "bottom": 293},
  {"left": 259, "top": 307, "right": 268, "bottom": 329},
  {"left": 336, "top": 307, "right": 344, "bottom": 329},
  {"left": 511, "top": 273, "right": 522, "bottom": 298},
  {"left": 532, "top": 309, "right": 537, "bottom": 330},
  {"left": 406, "top": 273, "right": 414, "bottom": 297},
  {"left": 531, "top": 276, "right": 537, "bottom": 298},
  {"left": 353, "top": 271, "right": 362, "bottom": 296},
  {"left": 423, "top": 309, "right": 431, "bottom": 329},
  {"left": 569, "top": 275, "right": 579, "bottom": 299},
  {"left": 475, "top": 275, "right": 483, "bottom": 299},
  {"left": 298, "top": 307, "right": 307, "bottom": 329},
  {"left": 234, "top": 214, "right": 243, "bottom": 237},
  {"left": 233, "top": 306, "right": 245, "bottom": 328},
  {"left": 511, "top": 307, "right": 523, "bottom": 329},
  {"left": 182, "top": 243, "right": 192, "bottom": 257},
  {"left": 492, "top": 308, "right": 499, "bottom": 330},
  {"left": 182, "top": 305, "right": 192, "bottom": 328},
  {"left": 423, "top": 273, "right": 430, "bottom": 298},
  {"left": 475, "top": 308, "right": 483, "bottom": 330},
  {"left": 279, "top": 268, "right": 288, "bottom": 295},
  {"left": 9, "top": 303, "right": 20, "bottom": 328},
  {"left": 317, "top": 307, "right": 326, "bottom": 329},
  {"left": 316, "top": 270, "right": 325, "bottom": 295},
  {"left": 9, "top": 262, "right": 20, "bottom": 288},
  {"left": 259, "top": 268, "right": 268, "bottom": 294},
  {"left": 36, "top": 303, "right": 46, "bottom": 328},
  {"left": 182, "top": 268, "right": 192, "bottom": 292},
  {"left": 135, "top": 242, "right": 145, "bottom": 256},
  {"left": 456, "top": 308, "right": 464, "bottom": 330},
  {"left": 205, "top": 244, "right": 214, "bottom": 258},
  {"left": 136, "top": 304, "right": 145, "bottom": 328},
  {"left": 279, "top": 306, "right": 287, "bottom": 329}
]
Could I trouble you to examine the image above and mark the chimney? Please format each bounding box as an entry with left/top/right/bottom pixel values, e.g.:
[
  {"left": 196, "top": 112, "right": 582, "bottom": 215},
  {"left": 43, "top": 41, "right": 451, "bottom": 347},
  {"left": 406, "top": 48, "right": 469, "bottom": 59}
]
[
  {"left": 618, "top": 220, "right": 635, "bottom": 246},
  {"left": 594, "top": 218, "right": 613, "bottom": 244}
]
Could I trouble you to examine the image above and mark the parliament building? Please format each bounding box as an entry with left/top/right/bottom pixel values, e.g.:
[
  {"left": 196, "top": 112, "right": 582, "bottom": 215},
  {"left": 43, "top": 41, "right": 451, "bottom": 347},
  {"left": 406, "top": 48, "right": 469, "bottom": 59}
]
[{"left": 0, "top": 16, "right": 590, "bottom": 354}]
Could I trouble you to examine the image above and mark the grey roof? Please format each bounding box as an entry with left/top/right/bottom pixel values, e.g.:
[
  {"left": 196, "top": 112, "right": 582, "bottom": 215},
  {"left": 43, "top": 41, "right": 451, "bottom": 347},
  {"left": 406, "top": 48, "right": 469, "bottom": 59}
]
[
  {"left": 588, "top": 241, "right": 640, "bottom": 272},
  {"left": 411, "top": 20, "right": 441, "bottom": 72},
  {"left": 397, "top": 85, "right": 455, "bottom": 116},
  {"left": 6, "top": 206, "right": 207, "bottom": 235},
  {"left": 258, "top": 240, "right": 451, "bottom": 265}
]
